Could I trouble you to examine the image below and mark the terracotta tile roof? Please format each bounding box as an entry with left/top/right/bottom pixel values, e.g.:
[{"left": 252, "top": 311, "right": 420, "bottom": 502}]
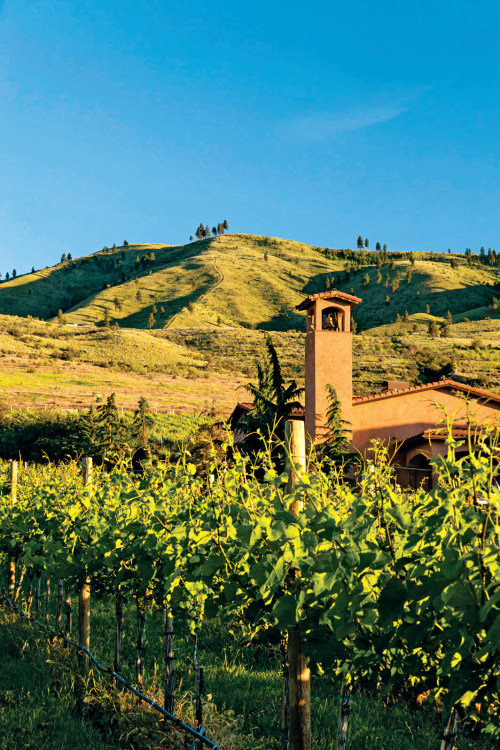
[
  {"left": 296, "top": 289, "right": 363, "bottom": 311},
  {"left": 402, "top": 424, "right": 486, "bottom": 442},
  {"left": 352, "top": 379, "right": 500, "bottom": 406}
]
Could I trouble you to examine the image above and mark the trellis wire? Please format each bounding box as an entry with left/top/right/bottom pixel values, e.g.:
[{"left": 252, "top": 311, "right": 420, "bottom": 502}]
[{"left": 1, "top": 592, "right": 221, "bottom": 750}]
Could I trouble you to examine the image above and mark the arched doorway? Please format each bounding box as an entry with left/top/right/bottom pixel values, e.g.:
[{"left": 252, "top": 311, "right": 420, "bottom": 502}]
[{"left": 408, "top": 454, "right": 432, "bottom": 491}]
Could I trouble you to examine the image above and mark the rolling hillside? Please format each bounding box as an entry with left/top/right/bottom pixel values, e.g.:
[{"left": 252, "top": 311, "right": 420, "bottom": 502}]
[{"left": 0, "top": 234, "right": 499, "bottom": 412}]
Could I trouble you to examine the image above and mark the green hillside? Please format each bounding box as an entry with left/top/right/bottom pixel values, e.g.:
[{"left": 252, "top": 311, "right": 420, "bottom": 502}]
[
  {"left": 0, "top": 235, "right": 500, "bottom": 410},
  {"left": 1, "top": 235, "right": 498, "bottom": 333}
]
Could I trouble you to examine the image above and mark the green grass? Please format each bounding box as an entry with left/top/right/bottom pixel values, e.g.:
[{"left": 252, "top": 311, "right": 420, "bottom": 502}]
[
  {"left": 1, "top": 599, "right": 492, "bottom": 749},
  {"left": 0, "top": 611, "right": 114, "bottom": 750}
]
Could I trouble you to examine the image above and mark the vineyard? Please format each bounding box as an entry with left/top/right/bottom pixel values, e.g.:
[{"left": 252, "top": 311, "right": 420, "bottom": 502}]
[{"left": 1, "top": 428, "right": 499, "bottom": 748}]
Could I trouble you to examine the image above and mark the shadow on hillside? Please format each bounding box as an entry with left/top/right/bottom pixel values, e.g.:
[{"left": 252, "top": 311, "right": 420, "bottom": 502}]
[
  {"left": 0, "top": 243, "right": 199, "bottom": 320},
  {"left": 304, "top": 267, "right": 498, "bottom": 331},
  {"left": 118, "top": 283, "right": 213, "bottom": 329},
  {"left": 256, "top": 309, "right": 305, "bottom": 332}
]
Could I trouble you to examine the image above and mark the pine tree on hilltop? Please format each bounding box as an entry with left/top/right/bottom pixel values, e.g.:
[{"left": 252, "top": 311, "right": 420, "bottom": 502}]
[
  {"left": 223, "top": 219, "right": 229, "bottom": 234},
  {"left": 357, "top": 235, "right": 363, "bottom": 250}
]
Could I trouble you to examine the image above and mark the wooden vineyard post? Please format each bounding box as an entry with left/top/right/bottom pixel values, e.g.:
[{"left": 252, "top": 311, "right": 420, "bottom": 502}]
[
  {"left": 163, "top": 607, "right": 175, "bottom": 714},
  {"left": 136, "top": 597, "right": 146, "bottom": 687},
  {"left": 35, "top": 574, "right": 41, "bottom": 619},
  {"left": 336, "top": 683, "right": 352, "bottom": 750},
  {"left": 7, "top": 460, "right": 18, "bottom": 600},
  {"left": 64, "top": 588, "right": 72, "bottom": 645},
  {"left": 440, "top": 708, "right": 458, "bottom": 750},
  {"left": 78, "top": 457, "right": 92, "bottom": 667},
  {"left": 193, "top": 634, "right": 204, "bottom": 750},
  {"left": 56, "top": 579, "right": 64, "bottom": 630},
  {"left": 114, "top": 594, "right": 125, "bottom": 676},
  {"left": 44, "top": 578, "right": 51, "bottom": 625},
  {"left": 285, "top": 420, "right": 311, "bottom": 750},
  {"left": 281, "top": 635, "right": 290, "bottom": 750}
]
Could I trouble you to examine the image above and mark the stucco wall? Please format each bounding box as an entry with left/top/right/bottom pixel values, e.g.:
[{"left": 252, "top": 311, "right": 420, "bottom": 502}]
[
  {"left": 352, "top": 387, "right": 500, "bottom": 454},
  {"left": 305, "top": 330, "right": 352, "bottom": 445}
]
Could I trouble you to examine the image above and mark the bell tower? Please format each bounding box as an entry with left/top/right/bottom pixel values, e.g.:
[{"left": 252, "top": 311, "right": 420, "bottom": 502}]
[{"left": 296, "top": 290, "right": 362, "bottom": 447}]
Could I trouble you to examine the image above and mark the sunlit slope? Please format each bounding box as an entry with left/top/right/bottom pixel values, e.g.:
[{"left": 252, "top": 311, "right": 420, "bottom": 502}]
[
  {"left": 342, "top": 259, "right": 499, "bottom": 330},
  {"left": 1, "top": 235, "right": 499, "bottom": 333},
  {"left": 51, "top": 235, "right": 345, "bottom": 330}
]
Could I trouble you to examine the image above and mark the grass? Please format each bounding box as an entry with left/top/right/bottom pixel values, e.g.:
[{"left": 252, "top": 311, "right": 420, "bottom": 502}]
[
  {"left": 0, "top": 610, "right": 114, "bottom": 750},
  {"left": 0, "top": 236, "right": 500, "bottom": 410},
  {"left": 0, "top": 598, "right": 492, "bottom": 749}
]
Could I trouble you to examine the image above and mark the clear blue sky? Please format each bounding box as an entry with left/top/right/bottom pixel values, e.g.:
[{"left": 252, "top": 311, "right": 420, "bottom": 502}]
[{"left": 0, "top": 0, "right": 498, "bottom": 273}]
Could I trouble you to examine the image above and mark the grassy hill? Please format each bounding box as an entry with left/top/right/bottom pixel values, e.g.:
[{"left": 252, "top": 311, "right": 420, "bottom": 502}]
[{"left": 1, "top": 235, "right": 499, "bottom": 411}]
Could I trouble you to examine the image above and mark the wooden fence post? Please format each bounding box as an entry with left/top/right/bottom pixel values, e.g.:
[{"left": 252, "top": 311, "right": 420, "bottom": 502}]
[
  {"left": 7, "top": 461, "right": 18, "bottom": 600},
  {"left": 440, "top": 708, "right": 458, "bottom": 750},
  {"left": 285, "top": 420, "right": 310, "bottom": 750},
  {"left": 78, "top": 458, "right": 92, "bottom": 665},
  {"left": 336, "top": 683, "right": 353, "bottom": 750},
  {"left": 163, "top": 608, "right": 175, "bottom": 714}
]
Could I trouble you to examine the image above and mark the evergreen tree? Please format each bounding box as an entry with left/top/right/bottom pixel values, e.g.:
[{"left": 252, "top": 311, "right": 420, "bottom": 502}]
[
  {"left": 95, "top": 394, "right": 127, "bottom": 459},
  {"left": 428, "top": 320, "right": 438, "bottom": 337},
  {"left": 160, "top": 306, "right": 165, "bottom": 314},
  {"left": 147, "top": 311, "right": 155, "bottom": 329},
  {"left": 362, "top": 273, "right": 370, "bottom": 286},
  {"left": 376, "top": 242, "right": 381, "bottom": 251},
  {"left": 385, "top": 272, "right": 390, "bottom": 287},
  {"left": 364, "top": 238, "right": 369, "bottom": 248},
  {"left": 61, "top": 252, "right": 67, "bottom": 262},
  {"left": 205, "top": 224, "right": 210, "bottom": 239},
  {"left": 31, "top": 266, "right": 35, "bottom": 274},
  {"left": 320, "top": 384, "right": 351, "bottom": 457},
  {"left": 406, "top": 268, "right": 413, "bottom": 283},
  {"left": 212, "top": 227, "right": 217, "bottom": 236},
  {"left": 403, "top": 309, "right": 409, "bottom": 323},
  {"left": 446, "top": 310, "right": 453, "bottom": 324},
  {"left": 223, "top": 219, "right": 229, "bottom": 233},
  {"left": 190, "top": 236, "right": 194, "bottom": 242},
  {"left": 123, "top": 239, "right": 128, "bottom": 246},
  {"left": 440, "top": 321, "right": 450, "bottom": 338},
  {"left": 131, "top": 396, "right": 154, "bottom": 451},
  {"left": 376, "top": 269, "right": 382, "bottom": 284},
  {"left": 103, "top": 307, "right": 111, "bottom": 327},
  {"left": 357, "top": 235, "right": 363, "bottom": 250},
  {"left": 67, "top": 253, "right": 72, "bottom": 260},
  {"left": 5, "top": 272, "right": 9, "bottom": 280},
  {"left": 12, "top": 269, "right": 16, "bottom": 278},
  {"left": 57, "top": 309, "right": 65, "bottom": 325},
  {"left": 425, "top": 304, "right": 430, "bottom": 314},
  {"left": 196, "top": 223, "right": 204, "bottom": 241},
  {"left": 391, "top": 278, "right": 399, "bottom": 293},
  {"left": 492, "top": 297, "right": 498, "bottom": 311}
]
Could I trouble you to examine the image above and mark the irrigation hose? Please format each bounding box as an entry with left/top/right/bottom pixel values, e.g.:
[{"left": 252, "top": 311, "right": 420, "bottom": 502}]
[{"left": 1, "top": 593, "right": 221, "bottom": 750}]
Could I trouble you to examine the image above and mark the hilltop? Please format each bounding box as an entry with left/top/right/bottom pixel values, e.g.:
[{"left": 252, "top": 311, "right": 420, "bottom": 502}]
[
  {"left": 0, "top": 234, "right": 499, "bottom": 412},
  {"left": 1, "top": 235, "right": 498, "bottom": 332}
]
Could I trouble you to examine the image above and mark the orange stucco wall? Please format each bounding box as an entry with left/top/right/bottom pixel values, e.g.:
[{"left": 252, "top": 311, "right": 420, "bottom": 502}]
[
  {"left": 305, "top": 330, "right": 353, "bottom": 446},
  {"left": 352, "top": 387, "right": 500, "bottom": 455}
]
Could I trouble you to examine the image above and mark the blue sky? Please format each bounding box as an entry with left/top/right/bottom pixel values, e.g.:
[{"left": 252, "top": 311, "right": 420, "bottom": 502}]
[{"left": 0, "top": 0, "right": 498, "bottom": 273}]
